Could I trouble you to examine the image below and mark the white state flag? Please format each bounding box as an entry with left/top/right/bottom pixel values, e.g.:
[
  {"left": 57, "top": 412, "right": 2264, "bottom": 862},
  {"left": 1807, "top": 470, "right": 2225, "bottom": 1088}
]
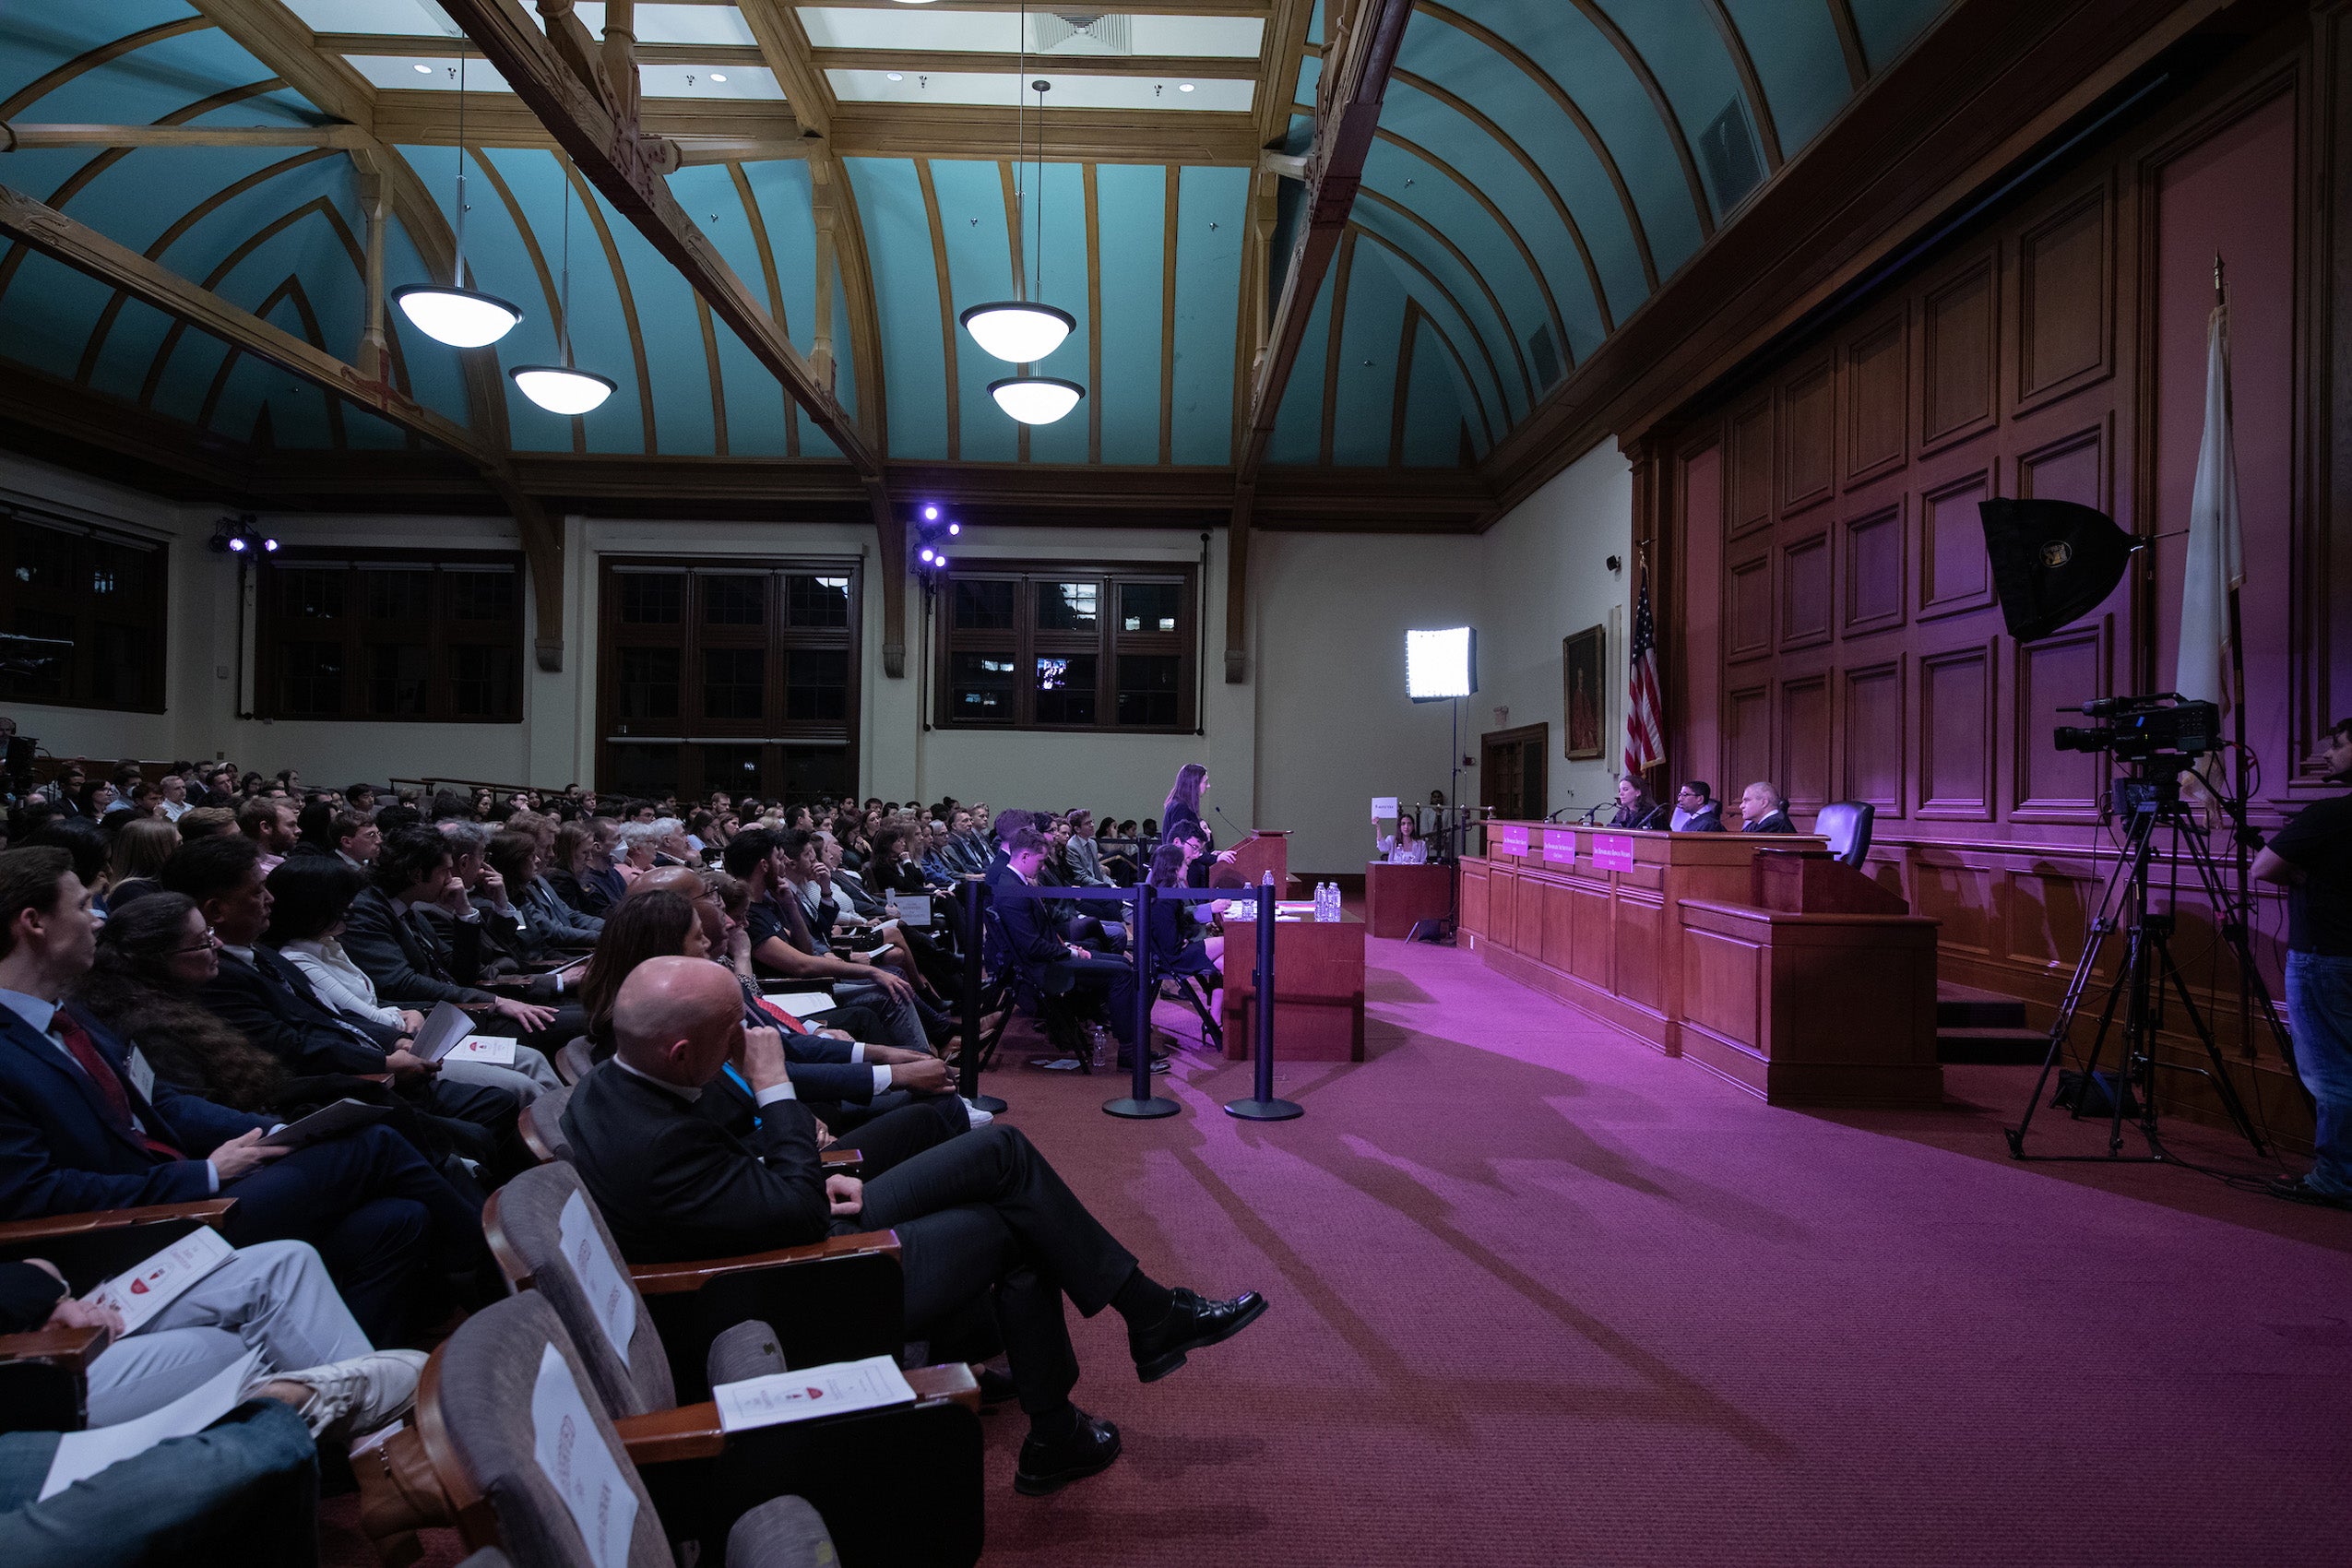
[{"left": 2173, "top": 303, "right": 2243, "bottom": 708}]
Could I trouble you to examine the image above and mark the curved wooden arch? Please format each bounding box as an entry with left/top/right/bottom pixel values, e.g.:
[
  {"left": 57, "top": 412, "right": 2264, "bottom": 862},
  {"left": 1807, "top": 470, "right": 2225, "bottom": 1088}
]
[
  {"left": 139, "top": 192, "right": 358, "bottom": 408},
  {"left": 0, "top": 17, "right": 211, "bottom": 123},
  {"left": 1344, "top": 220, "right": 1503, "bottom": 444},
  {"left": 199, "top": 272, "right": 344, "bottom": 445},
  {"left": 724, "top": 162, "right": 801, "bottom": 457},
  {"left": 1700, "top": 0, "right": 1783, "bottom": 172},
  {"left": 468, "top": 148, "right": 584, "bottom": 454},
  {"left": 1351, "top": 229, "right": 1493, "bottom": 451},
  {"left": 1565, "top": 0, "right": 1714, "bottom": 240},
  {"left": 1826, "top": 0, "right": 1870, "bottom": 89},
  {"left": 693, "top": 292, "right": 727, "bottom": 455},
  {"left": 831, "top": 160, "right": 889, "bottom": 451},
  {"left": 995, "top": 160, "right": 1028, "bottom": 464},
  {"left": 1353, "top": 183, "right": 1538, "bottom": 404},
  {"left": 1316, "top": 229, "right": 1357, "bottom": 463},
  {"left": 1411, "top": 2, "right": 1658, "bottom": 291},
  {"left": 913, "top": 160, "right": 959, "bottom": 460},
  {"left": 560, "top": 160, "right": 656, "bottom": 453}
]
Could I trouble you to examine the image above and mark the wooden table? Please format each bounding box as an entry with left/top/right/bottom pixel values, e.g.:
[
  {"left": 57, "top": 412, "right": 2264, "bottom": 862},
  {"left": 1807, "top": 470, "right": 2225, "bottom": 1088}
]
[
  {"left": 1218, "top": 914, "right": 1367, "bottom": 1063},
  {"left": 1364, "top": 861, "right": 1453, "bottom": 938}
]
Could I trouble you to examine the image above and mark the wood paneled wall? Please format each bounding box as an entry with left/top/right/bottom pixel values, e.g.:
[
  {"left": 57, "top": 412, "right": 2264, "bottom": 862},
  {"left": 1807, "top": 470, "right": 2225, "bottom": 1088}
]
[{"left": 1638, "top": 13, "right": 2352, "bottom": 1141}]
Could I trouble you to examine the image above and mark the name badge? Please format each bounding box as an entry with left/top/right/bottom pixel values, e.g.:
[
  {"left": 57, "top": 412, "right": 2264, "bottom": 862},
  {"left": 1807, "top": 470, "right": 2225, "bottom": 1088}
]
[{"left": 125, "top": 1048, "right": 157, "bottom": 1101}]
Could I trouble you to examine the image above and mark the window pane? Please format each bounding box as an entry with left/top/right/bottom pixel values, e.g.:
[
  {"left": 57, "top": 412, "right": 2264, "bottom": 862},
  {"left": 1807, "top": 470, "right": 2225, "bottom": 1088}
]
[
  {"left": 6, "top": 608, "right": 74, "bottom": 701},
  {"left": 619, "top": 573, "right": 683, "bottom": 624},
  {"left": 1033, "top": 652, "right": 1098, "bottom": 725},
  {"left": 1120, "top": 582, "right": 1182, "bottom": 634},
  {"left": 953, "top": 580, "right": 1013, "bottom": 630},
  {"left": 278, "top": 640, "right": 343, "bottom": 717},
  {"left": 617, "top": 647, "right": 680, "bottom": 720},
  {"left": 785, "top": 649, "right": 848, "bottom": 721},
  {"left": 447, "top": 569, "right": 516, "bottom": 622},
  {"left": 699, "top": 743, "right": 764, "bottom": 795},
  {"left": 448, "top": 644, "right": 514, "bottom": 718},
  {"left": 88, "top": 540, "right": 152, "bottom": 602},
  {"left": 786, "top": 574, "right": 850, "bottom": 628},
  {"left": 1037, "top": 581, "right": 1099, "bottom": 633},
  {"left": 1116, "top": 654, "right": 1182, "bottom": 727},
  {"left": 278, "top": 568, "right": 346, "bottom": 620},
  {"left": 606, "top": 742, "right": 680, "bottom": 800},
  {"left": 362, "top": 569, "right": 432, "bottom": 623},
  {"left": 702, "top": 574, "right": 766, "bottom": 626},
  {"left": 702, "top": 647, "right": 766, "bottom": 719},
  {"left": 949, "top": 652, "right": 1016, "bottom": 723},
  {"left": 10, "top": 526, "right": 73, "bottom": 596},
  {"left": 89, "top": 624, "right": 152, "bottom": 708},
  {"left": 367, "top": 643, "right": 429, "bottom": 715},
  {"left": 778, "top": 746, "right": 850, "bottom": 801}
]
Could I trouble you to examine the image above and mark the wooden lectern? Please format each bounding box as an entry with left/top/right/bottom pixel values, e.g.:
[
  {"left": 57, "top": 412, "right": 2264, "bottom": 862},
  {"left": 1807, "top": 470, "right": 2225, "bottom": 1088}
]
[
  {"left": 1750, "top": 849, "right": 1909, "bottom": 916},
  {"left": 1209, "top": 830, "right": 1292, "bottom": 893}
]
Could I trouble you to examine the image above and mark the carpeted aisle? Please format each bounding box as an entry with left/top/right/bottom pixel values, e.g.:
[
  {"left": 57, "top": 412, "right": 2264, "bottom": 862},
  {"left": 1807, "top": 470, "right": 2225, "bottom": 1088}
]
[{"left": 968, "top": 935, "right": 2352, "bottom": 1567}]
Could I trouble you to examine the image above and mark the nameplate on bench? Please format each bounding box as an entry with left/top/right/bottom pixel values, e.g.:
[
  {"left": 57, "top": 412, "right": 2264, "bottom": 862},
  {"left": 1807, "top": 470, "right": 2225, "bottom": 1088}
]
[{"left": 1593, "top": 835, "right": 1636, "bottom": 872}]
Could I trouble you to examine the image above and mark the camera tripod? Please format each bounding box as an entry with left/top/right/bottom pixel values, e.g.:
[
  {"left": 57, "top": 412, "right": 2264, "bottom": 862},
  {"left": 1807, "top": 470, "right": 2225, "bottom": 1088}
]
[{"left": 2006, "top": 782, "right": 2289, "bottom": 1164}]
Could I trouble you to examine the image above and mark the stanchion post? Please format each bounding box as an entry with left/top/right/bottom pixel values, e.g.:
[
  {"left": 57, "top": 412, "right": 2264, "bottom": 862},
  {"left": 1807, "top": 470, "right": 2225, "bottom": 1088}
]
[
  {"left": 1227, "top": 869, "right": 1302, "bottom": 1121},
  {"left": 958, "top": 877, "right": 1005, "bottom": 1113},
  {"left": 1105, "top": 878, "right": 1179, "bottom": 1118}
]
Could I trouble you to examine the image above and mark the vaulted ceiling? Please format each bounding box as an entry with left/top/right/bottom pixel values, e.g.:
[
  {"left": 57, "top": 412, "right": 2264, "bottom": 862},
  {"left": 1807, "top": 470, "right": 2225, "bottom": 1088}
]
[{"left": 0, "top": 0, "right": 1952, "bottom": 517}]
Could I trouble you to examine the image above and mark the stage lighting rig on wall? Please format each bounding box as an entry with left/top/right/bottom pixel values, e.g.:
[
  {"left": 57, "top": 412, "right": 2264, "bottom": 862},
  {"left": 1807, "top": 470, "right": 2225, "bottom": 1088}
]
[
  {"left": 208, "top": 515, "right": 278, "bottom": 555},
  {"left": 913, "top": 503, "right": 962, "bottom": 576}
]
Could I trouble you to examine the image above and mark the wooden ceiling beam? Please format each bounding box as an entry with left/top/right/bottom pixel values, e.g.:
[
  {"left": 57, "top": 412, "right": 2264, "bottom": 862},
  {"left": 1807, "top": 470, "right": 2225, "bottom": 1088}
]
[
  {"left": 3, "top": 124, "right": 374, "bottom": 149},
  {"left": 788, "top": 0, "right": 1273, "bottom": 13},
  {"left": 315, "top": 33, "right": 769, "bottom": 66},
  {"left": 811, "top": 49, "right": 1262, "bottom": 79},
  {"left": 829, "top": 101, "right": 1260, "bottom": 164}
]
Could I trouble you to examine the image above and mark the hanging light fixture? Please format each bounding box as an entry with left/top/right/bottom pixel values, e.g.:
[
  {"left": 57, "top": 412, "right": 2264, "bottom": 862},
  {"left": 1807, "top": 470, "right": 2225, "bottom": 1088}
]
[
  {"left": 510, "top": 170, "right": 614, "bottom": 415},
  {"left": 960, "top": 5, "right": 1075, "bottom": 372},
  {"left": 394, "top": 53, "right": 521, "bottom": 348},
  {"left": 983, "top": 72, "right": 1086, "bottom": 424}
]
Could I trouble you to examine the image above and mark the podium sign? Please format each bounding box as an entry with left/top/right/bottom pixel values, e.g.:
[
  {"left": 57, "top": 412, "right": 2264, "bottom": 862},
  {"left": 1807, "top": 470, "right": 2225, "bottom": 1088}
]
[
  {"left": 1542, "top": 831, "right": 1575, "bottom": 865},
  {"left": 1499, "top": 826, "right": 1530, "bottom": 856},
  {"left": 1593, "top": 834, "right": 1636, "bottom": 872}
]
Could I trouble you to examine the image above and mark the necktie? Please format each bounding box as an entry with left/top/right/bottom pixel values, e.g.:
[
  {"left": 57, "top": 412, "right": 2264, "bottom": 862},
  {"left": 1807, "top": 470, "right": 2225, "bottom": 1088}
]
[{"left": 54, "top": 1013, "right": 185, "bottom": 1161}]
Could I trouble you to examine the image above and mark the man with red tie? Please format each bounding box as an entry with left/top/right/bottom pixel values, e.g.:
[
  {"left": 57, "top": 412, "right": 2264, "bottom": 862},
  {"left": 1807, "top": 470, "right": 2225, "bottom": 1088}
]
[{"left": 0, "top": 847, "right": 492, "bottom": 1345}]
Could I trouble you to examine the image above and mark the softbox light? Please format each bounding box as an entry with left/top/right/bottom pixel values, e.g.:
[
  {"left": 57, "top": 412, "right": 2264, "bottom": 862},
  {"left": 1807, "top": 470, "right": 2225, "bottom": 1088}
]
[
  {"left": 1977, "top": 498, "right": 2135, "bottom": 642},
  {"left": 1407, "top": 627, "right": 1477, "bottom": 702}
]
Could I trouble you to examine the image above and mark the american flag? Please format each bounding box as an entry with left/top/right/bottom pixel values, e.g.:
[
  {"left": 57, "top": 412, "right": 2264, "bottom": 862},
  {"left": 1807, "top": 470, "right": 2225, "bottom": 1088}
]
[{"left": 1623, "top": 564, "right": 1666, "bottom": 777}]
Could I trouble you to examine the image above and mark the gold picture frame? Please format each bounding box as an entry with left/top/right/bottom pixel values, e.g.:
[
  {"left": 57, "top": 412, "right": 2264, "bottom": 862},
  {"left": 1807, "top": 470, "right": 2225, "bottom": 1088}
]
[{"left": 1563, "top": 624, "right": 1605, "bottom": 760}]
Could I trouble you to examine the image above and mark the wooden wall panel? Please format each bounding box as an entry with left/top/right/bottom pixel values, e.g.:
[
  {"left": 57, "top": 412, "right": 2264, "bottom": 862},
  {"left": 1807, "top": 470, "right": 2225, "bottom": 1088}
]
[
  {"left": 1779, "top": 359, "right": 1835, "bottom": 513},
  {"left": 1728, "top": 552, "right": 1773, "bottom": 659},
  {"left": 1842, "top": 658, "right": 1905, "bottom": 812},
  {"left": 1727, "top": 684, "right": 1770, "bottom": 794},
  {"left": 1568, "top": 880, "right": 1611, "bottom": 988},
  {"left": 1731, "top": 398, "right": 1773, "bottom": 536},
  {"left": 2015, "top": 422, "right": 2106, "bottom": 509},
  {"left": 1779, "top": 530, "right": 1833, "bottom": 650},
  {"left": 1919, "top": 254, "right": 1997, "bottom": 451},
  {"left": 2015, "top": 183, "right": 2112, "bottom": 411},
  {"left": 1918, "top": 467, "right": 1996, "bottom": 620},
  {"left": 2013, "top": 622, "right": 2108, "bottom": 819},
  {"left": 1845, "top": 315, "right": 1908, "bottom": 485},
  {"left": 1779, "top": 674, "right": 1832, "bottom": 811},
  {"left": 1683, "top": 926, "right": 1763, "bottom": 1048},
  {"left": 1918, "top": 640, "right": 1995, "bottom": 819},
  {"left": 1679, "top": 443, "right": 1726, "bottom": 789},
  {"left": 1842, "top": 502, "right": 1906, "bottom": 636}
]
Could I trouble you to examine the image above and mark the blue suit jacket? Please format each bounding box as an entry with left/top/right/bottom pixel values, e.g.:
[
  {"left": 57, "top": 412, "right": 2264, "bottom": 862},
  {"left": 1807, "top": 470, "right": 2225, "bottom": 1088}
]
[{"left": 0, "top": 1002, "right": 269, "bottom": 1218}]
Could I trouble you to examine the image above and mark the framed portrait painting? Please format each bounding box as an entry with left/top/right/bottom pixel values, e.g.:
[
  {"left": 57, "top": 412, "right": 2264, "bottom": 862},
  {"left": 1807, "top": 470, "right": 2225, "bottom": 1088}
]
[{"left": 1562, "top": 624, "right": 1605, "bottom": 760}]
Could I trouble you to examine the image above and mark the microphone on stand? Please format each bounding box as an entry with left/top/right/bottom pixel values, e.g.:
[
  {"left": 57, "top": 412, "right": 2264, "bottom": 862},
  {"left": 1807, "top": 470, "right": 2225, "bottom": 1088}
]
[
  {"left": 1213, "top": 803, "right": 1246, "bottom": 841},
  {"left": 1579, "top": 802, "right": 1605, "bottom": 826}
]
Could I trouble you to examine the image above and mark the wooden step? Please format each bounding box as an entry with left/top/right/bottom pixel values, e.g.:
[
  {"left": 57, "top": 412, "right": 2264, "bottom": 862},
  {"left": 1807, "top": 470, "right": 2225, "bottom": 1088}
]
[
  {"left": 1936, "top": 1026, "right": 2050, "bottom": 1064},
  {"left": 1936, "top": 981, "right": 2029, "bottom": 1030}
]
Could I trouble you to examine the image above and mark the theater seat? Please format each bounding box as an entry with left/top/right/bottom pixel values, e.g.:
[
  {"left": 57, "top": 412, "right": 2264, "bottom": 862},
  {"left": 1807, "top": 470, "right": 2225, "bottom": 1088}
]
[
  {"left": 518, "top": 1084, "right": 574, "bottom": 1165},
  {"left": 1815, "top": 801, "right": 1875, "bottom": 868}
]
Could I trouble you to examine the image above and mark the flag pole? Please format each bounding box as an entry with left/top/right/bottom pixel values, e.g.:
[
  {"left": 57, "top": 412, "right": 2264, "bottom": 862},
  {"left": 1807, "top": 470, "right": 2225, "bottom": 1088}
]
[{"left": 2217, "top": 252, "right": 2255, "bottom": 1061}]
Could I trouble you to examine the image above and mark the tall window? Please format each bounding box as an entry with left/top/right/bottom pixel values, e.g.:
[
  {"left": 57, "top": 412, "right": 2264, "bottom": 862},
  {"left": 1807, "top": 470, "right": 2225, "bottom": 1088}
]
[
  {"left": 597, "top": 558, "right": 861, "bottom": 800},
  {"left": 255, "top": 552, "right": 524, "bottom": 722},
  {"left": 0, "top": 514, "right": 168, "bottom": 713},
  {"left": 934, "top": 563, "right": 1196, "bottom": 731}
]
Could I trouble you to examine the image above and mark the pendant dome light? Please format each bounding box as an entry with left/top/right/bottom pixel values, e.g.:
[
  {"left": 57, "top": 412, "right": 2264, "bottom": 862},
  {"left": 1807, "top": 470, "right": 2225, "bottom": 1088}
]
[
  {"left": 980, "top": 65, "right": 1086, "bottom": 423},
  {"left": 510, "top": 171, "right": 614, "bottom": 415},
  {"left": 395, "top": 53, "right": 521, "bottom": 348},
  {"left": 960, "top": 7, "right": 1081, "bottom": 404},
  {"left": 989, "top": 374, "right": 1085, "bottom": 424}
]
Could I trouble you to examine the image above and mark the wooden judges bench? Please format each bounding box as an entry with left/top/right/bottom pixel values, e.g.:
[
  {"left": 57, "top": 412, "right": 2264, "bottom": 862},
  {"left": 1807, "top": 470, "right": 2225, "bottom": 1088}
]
[{"left": 1459, "top": 824, "right": 1942, "bottom": 1107}]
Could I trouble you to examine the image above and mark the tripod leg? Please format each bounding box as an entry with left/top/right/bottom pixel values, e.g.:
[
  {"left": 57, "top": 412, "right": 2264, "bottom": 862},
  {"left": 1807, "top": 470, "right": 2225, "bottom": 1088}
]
[
  {"left": 2153, "top": 933, "right": 2266, "bottom": 1155},
  {"left": 2010, "top": 815, "right": 2149, "bottom": 1155}
]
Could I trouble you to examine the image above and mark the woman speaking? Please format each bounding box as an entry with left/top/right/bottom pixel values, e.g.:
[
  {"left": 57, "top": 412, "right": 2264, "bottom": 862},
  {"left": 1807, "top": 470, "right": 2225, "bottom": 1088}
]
[{"left": 1161, "top": 763, "right": 1241, "bottom": 886}]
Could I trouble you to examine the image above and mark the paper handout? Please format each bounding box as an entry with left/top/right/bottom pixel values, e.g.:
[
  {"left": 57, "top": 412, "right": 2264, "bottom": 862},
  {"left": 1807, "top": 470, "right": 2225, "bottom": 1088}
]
[
  {"left": 259, "top": 1098, "right": 389, "bottom": 1150},
  {"left": 558, "top": 1190, "right": 636, "bottom": 1367},
  {"left": 412, "top": 1001, "right": 475, "bottom": 1063},
  {"left": 711, "top": 1355, "right": 917, "bottom": 1433},
  {"left": 83, "top": 1225, "right": 235, "bottom": 1336},
  {"left": 531, "top": 1343, "right": 638, "bottom": 1568}
]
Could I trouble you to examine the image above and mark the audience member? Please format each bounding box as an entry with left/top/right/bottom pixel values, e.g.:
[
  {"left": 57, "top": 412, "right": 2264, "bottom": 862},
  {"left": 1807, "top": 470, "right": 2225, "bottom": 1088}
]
[{"left": 237, "top": 797, "right": 298, "bottom": 873}]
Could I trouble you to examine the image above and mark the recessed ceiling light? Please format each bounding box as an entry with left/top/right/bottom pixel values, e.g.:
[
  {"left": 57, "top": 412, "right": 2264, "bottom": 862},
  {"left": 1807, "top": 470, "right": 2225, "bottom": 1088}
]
[
  {"left": 708, "top": 72, "right": 727, "bottom": 82},
  {"left": 1178, "top": 82, "right": 1194, "bottom": 92},
  {"left": 414, "top": 64, "right": 433, "bottom": 74},
  {"left": 886, "top": 71, "right": 904, "bottom": 81}
]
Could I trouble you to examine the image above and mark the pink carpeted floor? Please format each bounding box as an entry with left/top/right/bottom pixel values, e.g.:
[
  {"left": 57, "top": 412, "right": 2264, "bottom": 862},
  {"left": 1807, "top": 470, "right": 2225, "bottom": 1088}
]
[{"left": 324, "top": 934, "right": 2352, "bottom": 1566}]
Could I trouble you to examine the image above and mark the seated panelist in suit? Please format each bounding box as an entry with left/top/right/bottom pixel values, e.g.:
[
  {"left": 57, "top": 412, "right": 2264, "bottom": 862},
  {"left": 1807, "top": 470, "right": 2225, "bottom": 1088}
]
[
  {"left": 1670, "top": 781, "right": 1727, "bottom": 833},
  {"left": 1738, "top": 781, "right": 1798, "bottom": 835},
  {"left": 0, "top": 848, "right": 493, "bottom": 1346},
  {"left": 1608, "top": 777, "right": 1671, "bottom": 831},
  {"left": 562, "top": 957, "right": 1267, "bottom": 1497}
]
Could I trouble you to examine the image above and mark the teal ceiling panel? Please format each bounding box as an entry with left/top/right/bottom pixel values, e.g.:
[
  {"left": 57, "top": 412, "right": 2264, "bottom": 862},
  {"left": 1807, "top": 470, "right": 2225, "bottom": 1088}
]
[
  {"left": 1266, "top": 264, "right": 1336, "bottom": 465},
  {"left": 1399, "top": 315, "right": 1467, "bottom": 468},
  {"left": 846, "top": 157, "right": 949, "bottom": 460},
  {"left": 588, "top": 178, "right": 714, "bottom": 456},
  {"left": 1329, "top": 243, "right": 1411, "bottom": 467},
  {"left": 0, "top": 4, "right": 199, "bottom": 105},
  {"left": 1356, "top": 146, "right": 1541, "bottom": 408},
  {"left": 1306, "top": 0, "right": 1326, "bottom": 50},
  {"left": 1851, "top": 0, "right": 1949, "bottom": 74},
  {"left": 1587, "top": 0, "right": 1756, "bottom": 220},
  {"left": 1352, "top": 230, "right": 1495, "bottom": 454},
  {"left": 1169, "top": 164, "right": 1245, "bottom": 466},
  {"left": 1091, "top": 163, "right": 1166, "bottom": 466},
  {"left": 664, "top": 160, "right": 801, "bottom": 456},
  {"left": 928, "top": 158, "right": 1020, "bottom": 465},
  {"left": 1021, "top": 160, "right": 1091, "bottom": 465},
  {"left": 731, "top": 158, "right": 826, "bottom": 455},
  {"left": 469, "top": 149, "right": 589, "bottom": 455},
  {"left": 0, "top": 253, "right": 120, "bottom": 382},
  {"left": 0, "top": 8, "right": 290, "bottom": 125},
  {"left": 1724, "top": 0, "right": 1852, "bottom": 152}
]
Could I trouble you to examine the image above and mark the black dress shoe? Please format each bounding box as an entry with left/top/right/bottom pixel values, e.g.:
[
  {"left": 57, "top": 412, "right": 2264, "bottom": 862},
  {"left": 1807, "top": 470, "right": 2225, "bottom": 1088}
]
[
  {"left": 1014, "top": 1411, "right": 1122, "bottom": 1496},
  {"left": 1129, "top": 1288, "right": 1268, "bottom": 1383}
]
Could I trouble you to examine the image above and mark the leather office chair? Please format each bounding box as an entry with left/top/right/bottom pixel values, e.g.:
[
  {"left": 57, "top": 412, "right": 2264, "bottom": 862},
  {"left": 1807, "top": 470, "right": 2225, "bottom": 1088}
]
[{"left": 1815, "top": 801, "right": 1875, "bottom": 868}]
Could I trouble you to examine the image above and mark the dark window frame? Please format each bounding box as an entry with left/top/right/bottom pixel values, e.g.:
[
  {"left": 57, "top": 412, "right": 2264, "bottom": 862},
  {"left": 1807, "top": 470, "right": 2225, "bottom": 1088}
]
[
  {"left": 0, "top": 514, "right": 171, "bottom": 715},
  {"left": 933, "top": 561, "right": 1197, "bottom": 733},
  {"left": 596, "top": 555, "right": 861, "bottom": 800},
  {"left": 254, "top": 549, "right": 525, "bottom": 723}
]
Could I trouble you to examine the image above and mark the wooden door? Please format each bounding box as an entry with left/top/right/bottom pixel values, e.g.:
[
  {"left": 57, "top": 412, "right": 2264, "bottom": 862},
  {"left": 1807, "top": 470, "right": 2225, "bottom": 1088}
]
[{"left": 1480, "top": 722, "right": 1549, "bottom": 820}]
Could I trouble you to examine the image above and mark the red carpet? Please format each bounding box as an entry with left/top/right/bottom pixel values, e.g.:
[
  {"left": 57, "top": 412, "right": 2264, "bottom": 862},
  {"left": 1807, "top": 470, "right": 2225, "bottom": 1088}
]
[{"left": 325, "top": 935, "right": 2352, "bottom": 1565}]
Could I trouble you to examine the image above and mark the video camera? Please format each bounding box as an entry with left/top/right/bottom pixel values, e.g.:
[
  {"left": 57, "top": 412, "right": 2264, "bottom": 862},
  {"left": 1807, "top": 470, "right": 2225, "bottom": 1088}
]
[{"left": 2052, "top": 694, "right": 2220, "bottom": 763}]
